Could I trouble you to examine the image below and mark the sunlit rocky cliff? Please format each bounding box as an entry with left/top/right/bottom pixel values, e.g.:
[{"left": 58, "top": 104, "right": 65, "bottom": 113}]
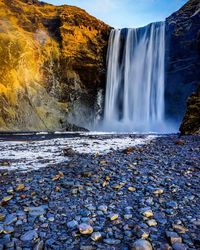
[{"left": 0, "top": 0, "right": 110, "bottom": 130}]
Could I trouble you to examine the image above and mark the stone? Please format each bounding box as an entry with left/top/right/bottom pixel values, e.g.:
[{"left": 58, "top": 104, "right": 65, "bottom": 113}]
[
  {"left": 166, "top": 201, "right": 178, "bottom": 209},
  {"left": 67, "top": 220, "right": 78, "bottom": 229},
  {"left": 91, "top": 232, "right": 102, "bottom": 241},
  {"left": 20, "top": 230, "right": 38, "bottom": 241},
  {"left": 172, "top": 243, "right": 187, "bottom": 250},
  {"left": 4, "top": 214, "right": 17, "bottom": 225},
  {"left": 2, "top": 196, "right": 13, "bottom": 202},
  {"left": 172, "top": 224, "right": 188, "bottom": 234},
  {"left": 79, "top": 224, "right": 93, "bottom": 235},
  {"left": 141, "top": 208, "right": 153, "bottom": 218},
  {"left": 24, "top": 206, "right": 46, "bottom": 217},
  {"left": 166, "top": 231, "right": 182, "bottom": 244},
  {"left": 123, "top": 147, "right": 134, "bottom": 154},
  {"left": 98, "top": 205, "right": 108, "bottom": 212},
  {"left": 0, "top": 214, "right": 5, "bottom": 221},
  {"left": 136, "top": 228, "right": 149, "bottom": 239},
  {"left": 16, "top": 184, "right": 25, "bottom": 191},
  {"left": 0, "top": 225, "right": 3, "bottom": 233},
  {"left": 153, "top": 189, "right": 164, "bottom": 195},
  {"left": 80, "top": 246, "right": 95, "bottom": 250},
  {"left": 131, "top": 239, "right": 153, "bottom": 250},
  {"left": 3, "top": 226, "right": 14, "bottom": 234},
  {"left": 34, "top": 240, "right": 44, "bottom": 250},
  {"left": 124, "top": 214, "right": 133, "bottom": 220},
  {"left": 146, "top": 219, "right": 157, "bottom": 227},
  {"left": 108, "top": 213, "right": 119, "bottom": 221},
  {"left": 103, "top": 239, "right": 121, "bottom": 245},
  {"left": 128, "top": 187, "right": 136, "bottom": 192},
  {"left": 159, "top": 244, "right": 172, "bottom": 250}
]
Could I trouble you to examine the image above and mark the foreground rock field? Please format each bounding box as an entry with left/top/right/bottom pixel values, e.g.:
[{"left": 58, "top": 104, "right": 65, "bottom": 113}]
[{"left": 0, "top": 134, "right": 199, "bottom": 250}]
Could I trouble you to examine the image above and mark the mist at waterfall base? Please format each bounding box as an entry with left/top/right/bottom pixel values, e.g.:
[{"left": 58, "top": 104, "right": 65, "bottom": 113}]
[{"left": 99, "top": 22, "right": 179, "bottom": 133}]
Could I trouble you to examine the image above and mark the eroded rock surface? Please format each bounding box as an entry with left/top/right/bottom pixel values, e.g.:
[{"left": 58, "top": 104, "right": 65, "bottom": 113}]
[
  {"left": 180, "top": 85, "right": 200, "bottom": 134},
  {"left": 165, "top": 0, "right": 200, "bottom": 123},
  {"left": 0, "top": 0, "right": 110, "bottom": 131}
]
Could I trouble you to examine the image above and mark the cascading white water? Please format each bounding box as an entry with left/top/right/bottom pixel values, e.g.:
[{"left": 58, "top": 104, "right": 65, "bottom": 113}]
[{"left": 103, "top": 22, "right": 167, "bottom": 132}]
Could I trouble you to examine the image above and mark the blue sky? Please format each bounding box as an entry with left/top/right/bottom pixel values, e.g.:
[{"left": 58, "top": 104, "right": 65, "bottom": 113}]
[{"left": 43, "top": 0, "right": 188, "bottom": 28}]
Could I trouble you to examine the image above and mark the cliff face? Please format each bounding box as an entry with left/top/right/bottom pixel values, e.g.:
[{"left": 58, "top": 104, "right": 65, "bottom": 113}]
[
  {"left": 165, "top": 0, "right": 200, "bottom": 124},
  {"left": 180, "top": 84, "right": 200, "bottom": 135},
  {"left": 0, "top": 0, "right": 110, "bottom": 131}
]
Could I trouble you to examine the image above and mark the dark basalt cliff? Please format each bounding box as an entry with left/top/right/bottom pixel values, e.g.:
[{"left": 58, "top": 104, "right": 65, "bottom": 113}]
[
  {"left": 165, "top": 0, "right": 200, "bottom": 124},
  {"left": 0, "top": 0, "right": 110, "bottom": 131},
  {"left": 180, "top": 84, "right": 200, "bottom": 134}
]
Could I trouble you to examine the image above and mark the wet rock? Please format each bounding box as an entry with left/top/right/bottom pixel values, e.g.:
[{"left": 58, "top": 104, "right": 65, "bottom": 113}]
[
  {"left": 146, "top": 219, "right": 157, "bottom": 227},
  {"left": 34, "top": 240, "right": 44, "bottom": 250},
  {"left": 136, "top": 228, "right": 150, "bottom": 239},
  {"left": 16, "top": 184, "right": 25, "bottom": 191},
  {"left": 0, "top": 214, "right": 5, "bottom": 221},
  {"left": 108, "top": 213, "right": 119, "bottom": 221},
  {"left": 141, "top": 208, "right": 154, "bottom": 218},
  {"left": 124, "top": 214, "right": 133, "bottom": 220},
  {"left": 63, "top": 148, "right": 76, "bottom": 156},
  {"left": 172, "top": 243, "right": 187, "bottom": 250},
  {"left": 166, "top": 231, "right": 182, "bottom": 244},
  {"left": 4, "top": 214, "right": 17, "bottom": 225},
  {"left": 128, "top": 187, "right": 136, "bottom": 192},
  {"left": 67, "top": 220, "right": 78, "bottom": 229},
  {"left": 3, "top": 226, "right": 14, "bottom": 233},
  {"left": 24, "top": 206, "right": 46, "bottom": 217},
  {"left": 79, "top": 224, "right": 93, "bottom": 235},
  {"left": 98, "top": 205, "right": 108, "bottom": 212},
  {"left": 103, "top": 238, "right": 121, "bottom": 245},
  {"left": 91, "top": 232, "right": 102, "bottom": 241},
  {"left": 172, "top": 224, "right": 188, "bottom": 234},
  {"left": 123, "top": 147, "right": 134, "bottom": 154},
  {"left": 159, "top": 243, "right": 172, "bottom": 250},
  {"left": 153, "top": 189, "right": 164, "bottom": 195},
  {"left": 20, "top": 230, "right": 38, "bottom": 241},
  {"left": 166, "top": 201, "right": 178, "bottom": 209},
  {"left": 131, "top": 239, "right": 153, "bottom": 250}
]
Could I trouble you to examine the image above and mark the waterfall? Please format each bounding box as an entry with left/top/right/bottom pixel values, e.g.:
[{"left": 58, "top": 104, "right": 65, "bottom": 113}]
[{"left": 103, "top": 22, "right": 167, "bottom": 132}]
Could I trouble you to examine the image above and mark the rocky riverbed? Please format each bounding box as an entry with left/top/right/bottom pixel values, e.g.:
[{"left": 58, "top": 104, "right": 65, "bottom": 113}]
[{"left": 0, "top": 134, "right": 199, "bottom": 250}]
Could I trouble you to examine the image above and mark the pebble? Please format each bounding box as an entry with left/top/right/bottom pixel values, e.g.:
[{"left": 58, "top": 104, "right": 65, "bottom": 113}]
[
  {"left": 172, "top": 243, "right": 187, "bottom": 250},
  {"left": 3, "top": 226, "right": 14, "bottom": 234},
  {"left": 166, "top": 201, "right": 178, "bottom": 209},
  {"left": 16, "top": 184, "right": 25, "bottom": 191},
  {"left": 0, "top": 214, "right": 5, "bottom": 221},
  {"left": 24, "top": 207, "right": 46, "bottom": 217},
  {"left": 166, "top": 231, "right": 182, "bottom": 244},
  {"left": 124, "top": 214, "right": 133, "bottom": 219},
  {"left": 79, "top": 224, "right": 93, "bottom": 235},
  {"left": 128, "top": 187, "right": 136, "bottom": 192},
  {"left": 4, "top": 214, "right": 17, "bottom": 225},
  {"left": 131, "top": 239, "right": 153, "bottom": 250},
  {"left": 20, "top": 230, "right": 38, "bottom": 241},
  {"left": 98, "top": 205, "right": 108, "bottom": 212},
  {"left": 153, "top": 189, "right": 164, "bottom": 195},
  {"left": 141, "top": 208, "right": 154, "bottom": 218},
  {"left": 34, "top": 240, "right": 44, "bottom": 250},
  {"left": 103, "top": 238, "right": 121, "bottom": 245},
  {"left": 91, "top": 232, "right": 102, "bottom": 241},
  {"left": 67, "top": 220, "right": 78, "bottom": 229},
  {"left": 146, "top": 219, "right": 157, "bottom": 227},
  {"left": 108, "top": 213, "right": 119, "bottom": 221}
]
